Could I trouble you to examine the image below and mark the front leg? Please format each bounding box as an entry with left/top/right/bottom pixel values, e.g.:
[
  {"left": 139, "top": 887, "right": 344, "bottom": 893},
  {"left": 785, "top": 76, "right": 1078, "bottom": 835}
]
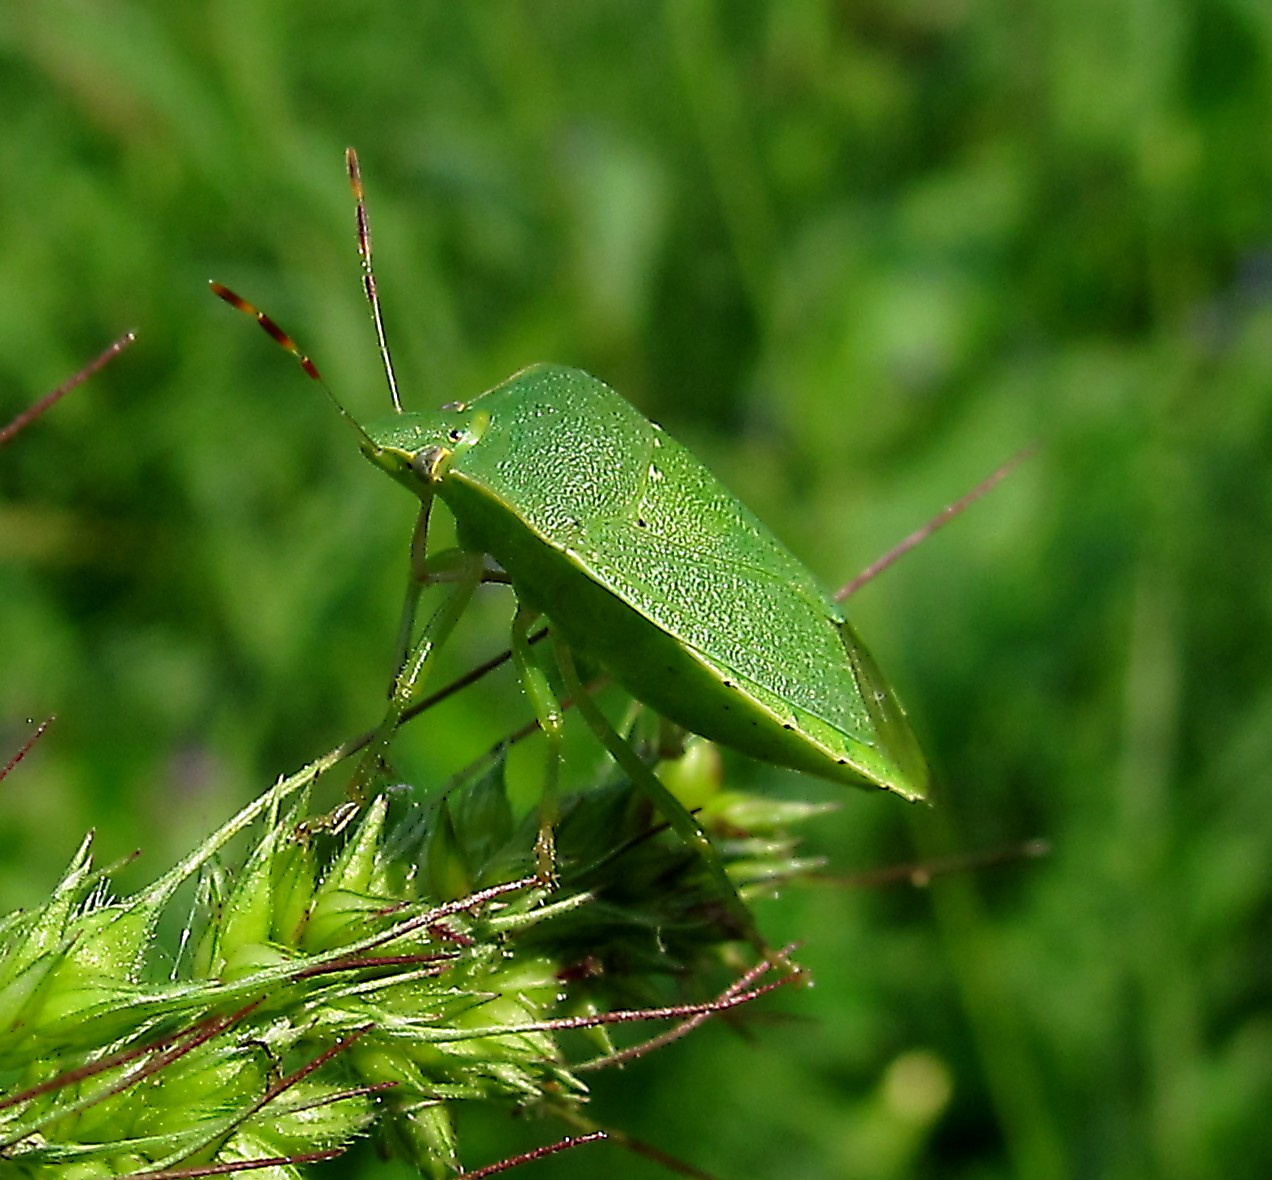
[
  {"left": 350, "top": 549, "right": 484, "bottom": 802},
  {"left": 389, "top": 496, "right": 436, "bottom": 684}
]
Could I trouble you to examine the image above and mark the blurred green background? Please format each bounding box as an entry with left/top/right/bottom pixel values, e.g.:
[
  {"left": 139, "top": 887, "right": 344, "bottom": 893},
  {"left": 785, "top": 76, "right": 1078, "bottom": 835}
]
[{"left": 3, "top": 2, "right": 1270, "bottom": 1177}]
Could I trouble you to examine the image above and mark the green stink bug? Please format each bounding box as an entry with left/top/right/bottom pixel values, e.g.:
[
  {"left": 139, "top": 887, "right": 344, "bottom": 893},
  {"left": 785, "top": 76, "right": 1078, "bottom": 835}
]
[
  {"left": 213, "top": 149, "right": 926, "bottom": 906},
  {"left": 360, "top": 362, "right": 927, "bottom": 800}
]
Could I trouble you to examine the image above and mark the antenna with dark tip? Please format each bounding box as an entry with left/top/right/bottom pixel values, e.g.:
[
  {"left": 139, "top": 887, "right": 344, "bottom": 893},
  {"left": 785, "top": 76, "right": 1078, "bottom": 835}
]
[
  {"left": 208, "top": 280, "right": 379, "bottom": 452},
  {"left": 345, "top": 147, "right": 402, "bottom": 412}
]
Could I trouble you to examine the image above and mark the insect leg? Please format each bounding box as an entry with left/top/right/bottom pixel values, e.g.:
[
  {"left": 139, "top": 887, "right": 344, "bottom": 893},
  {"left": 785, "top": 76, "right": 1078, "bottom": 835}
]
[
  {"left": 389, "top": 491, "right": 494, "bottom": 694},
  {"left": 350, "top": 551, "right": 484, "bottom": 802},
  {"left": 389, "top": 499, "right": 436, "bottom": 683},
  {"left": 509, "top": 606, "right": 564, "bottom": 884},
  {"left": 552, "top": 641, "right": 766, "bottom": 954}
]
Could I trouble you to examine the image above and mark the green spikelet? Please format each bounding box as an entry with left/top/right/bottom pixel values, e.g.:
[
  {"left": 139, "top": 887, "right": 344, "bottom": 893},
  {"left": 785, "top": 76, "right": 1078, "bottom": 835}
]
[{"left": 0, "top": 737, "right": 817, "bottom": 1176}]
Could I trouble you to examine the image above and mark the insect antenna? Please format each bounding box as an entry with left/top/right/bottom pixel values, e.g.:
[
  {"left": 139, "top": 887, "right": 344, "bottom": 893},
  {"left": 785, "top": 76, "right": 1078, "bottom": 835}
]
[
  {"left": 345, "top": 147, "right": 402, "bottom": 413},
  {"left": 208, "top": 280, "right": 380, "bottom": 453}
]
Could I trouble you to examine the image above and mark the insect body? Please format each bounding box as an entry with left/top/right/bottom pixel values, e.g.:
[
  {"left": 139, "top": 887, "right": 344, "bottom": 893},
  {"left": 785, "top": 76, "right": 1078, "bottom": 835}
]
[
  {"left": 213, "top": 149, "right": 926, "bottom": 926},
  {"left": 361, "top": 362, "right": 928, "bottom": 802}
]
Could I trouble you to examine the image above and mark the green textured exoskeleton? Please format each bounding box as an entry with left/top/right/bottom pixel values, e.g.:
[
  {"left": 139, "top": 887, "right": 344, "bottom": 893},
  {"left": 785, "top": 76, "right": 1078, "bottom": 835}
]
[
  {"left": 362, "top": 363, "right": 927, "bottom": 802},
  {"left": 213, "top": 149, "right": 927, "bottom": 944}
]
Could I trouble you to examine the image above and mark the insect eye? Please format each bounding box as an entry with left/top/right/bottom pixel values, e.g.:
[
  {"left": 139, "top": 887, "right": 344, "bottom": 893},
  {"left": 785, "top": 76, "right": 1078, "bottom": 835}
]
[{"left": 447, "top": 428, "right": 464, "bottom": 443}]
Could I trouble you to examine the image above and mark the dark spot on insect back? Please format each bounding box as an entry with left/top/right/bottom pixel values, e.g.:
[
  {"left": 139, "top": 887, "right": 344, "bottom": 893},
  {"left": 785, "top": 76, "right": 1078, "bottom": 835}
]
[
  {"left": 637, "top": 517, "right": 648, "bottom": 528},
  {"left": 782, "top": 723, "right": 794, "bottom": 731}
]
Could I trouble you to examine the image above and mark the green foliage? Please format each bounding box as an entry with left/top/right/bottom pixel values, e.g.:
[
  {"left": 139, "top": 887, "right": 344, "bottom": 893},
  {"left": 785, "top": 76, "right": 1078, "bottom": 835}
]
[{"left": 3, "top": 2, "right": 1271, "bottom": 1177}]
